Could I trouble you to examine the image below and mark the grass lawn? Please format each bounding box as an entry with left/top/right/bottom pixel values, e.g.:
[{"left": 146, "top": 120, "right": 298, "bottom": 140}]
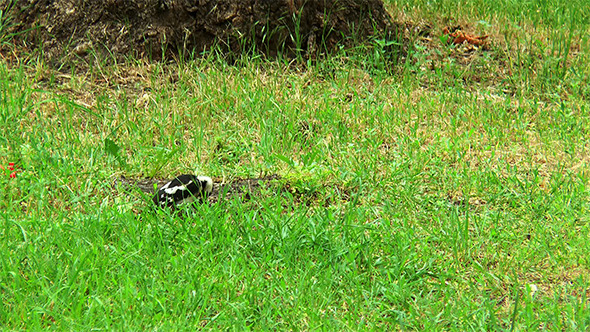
[{"left": 1, "top": 0, "right": 589, "bottom": 329}]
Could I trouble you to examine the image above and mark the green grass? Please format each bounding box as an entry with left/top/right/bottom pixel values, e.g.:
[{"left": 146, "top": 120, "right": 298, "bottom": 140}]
[{"left": 1, "top": 0, "right": 590, "bottom": 329}]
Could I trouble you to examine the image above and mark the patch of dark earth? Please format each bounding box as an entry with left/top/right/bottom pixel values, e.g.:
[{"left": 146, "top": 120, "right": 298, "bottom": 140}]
[
  {"left": 3, "top": 0, "right": 401, "bottom": 65},
  {"left": 114, "top": 174, "right": 281, "bottom": 204}
]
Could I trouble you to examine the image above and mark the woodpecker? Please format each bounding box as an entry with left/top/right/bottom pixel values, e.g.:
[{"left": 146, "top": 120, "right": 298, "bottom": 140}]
[{"left": 152, "top": 174, "right": 213, "bottom": 208}]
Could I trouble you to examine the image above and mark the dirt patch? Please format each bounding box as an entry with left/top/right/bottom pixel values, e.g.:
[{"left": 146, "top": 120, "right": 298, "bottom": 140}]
[
  {"left": 116, "top": 174, "right": 281, "bottom": 204},
  {"left": 3, "top": 0, "right": 400, "bottom": 63},
  {"left": 209, "top": 174, "right": 281, "bottom": 204}
]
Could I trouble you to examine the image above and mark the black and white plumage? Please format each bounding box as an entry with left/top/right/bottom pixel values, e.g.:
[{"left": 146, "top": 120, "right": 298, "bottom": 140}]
[{"left": 152, "top": 174, "right": 213, "bottom": 208}]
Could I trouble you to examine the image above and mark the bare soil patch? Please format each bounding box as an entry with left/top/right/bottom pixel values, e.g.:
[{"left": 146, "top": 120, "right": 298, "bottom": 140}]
[
  {"left": 116, "top": 174, "right": 281, "bottom": 204},
  {"left": 3, "top": 0, "right": 400, "bottom": 63}
]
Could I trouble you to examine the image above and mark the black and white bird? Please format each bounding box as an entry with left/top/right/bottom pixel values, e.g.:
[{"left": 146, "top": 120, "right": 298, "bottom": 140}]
[{"left": 152, "top": 174, "right": 213, "bottom": 208}]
